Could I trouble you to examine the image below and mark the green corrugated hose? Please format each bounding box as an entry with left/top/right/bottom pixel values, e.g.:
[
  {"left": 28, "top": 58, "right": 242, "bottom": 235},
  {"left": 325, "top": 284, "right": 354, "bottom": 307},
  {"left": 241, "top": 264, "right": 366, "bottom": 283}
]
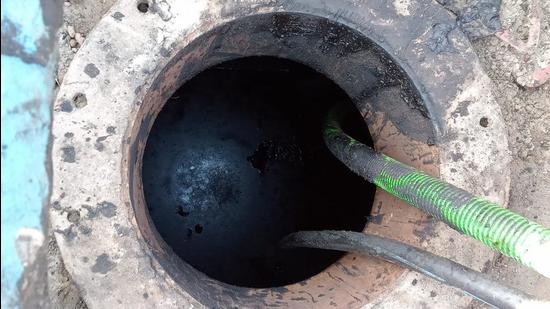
[{"left": 324, "top": 107, "right": 550, "bottom": 278}]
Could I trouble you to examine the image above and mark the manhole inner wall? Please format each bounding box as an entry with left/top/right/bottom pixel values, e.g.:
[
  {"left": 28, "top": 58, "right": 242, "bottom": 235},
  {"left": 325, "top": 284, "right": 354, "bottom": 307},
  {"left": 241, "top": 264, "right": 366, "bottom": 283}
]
[{"left": 128, "top": 12, "right": 435, "bottom": 307}]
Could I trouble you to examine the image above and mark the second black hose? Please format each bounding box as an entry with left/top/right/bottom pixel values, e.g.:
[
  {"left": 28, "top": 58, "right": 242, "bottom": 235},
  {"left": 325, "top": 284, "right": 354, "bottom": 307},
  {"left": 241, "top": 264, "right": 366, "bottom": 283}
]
[{"left": 281, "top": 231, "right": 544, "bottom": 309}]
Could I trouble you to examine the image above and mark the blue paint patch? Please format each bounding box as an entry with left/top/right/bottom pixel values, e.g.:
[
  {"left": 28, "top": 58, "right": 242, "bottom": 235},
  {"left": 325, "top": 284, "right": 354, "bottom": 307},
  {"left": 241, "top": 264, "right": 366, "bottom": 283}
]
[
  {"left": 1, "top": 55, "right": 52, "bottom": 309},
  {"left": 1, "top": 0, "right": 48, "bottom": 54},
  {"left": 1, "top": 0, "right": 54, "bottom": 307}
]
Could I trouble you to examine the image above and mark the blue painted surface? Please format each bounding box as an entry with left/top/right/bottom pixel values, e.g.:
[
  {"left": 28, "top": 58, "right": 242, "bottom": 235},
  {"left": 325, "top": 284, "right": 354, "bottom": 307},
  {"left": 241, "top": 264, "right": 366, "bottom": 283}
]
[
  {"left": 1, "top": 0, "right": 46, "bottom": 54},
  {"left": 1, "top": 0, "right": 55, "bottom": 307}
]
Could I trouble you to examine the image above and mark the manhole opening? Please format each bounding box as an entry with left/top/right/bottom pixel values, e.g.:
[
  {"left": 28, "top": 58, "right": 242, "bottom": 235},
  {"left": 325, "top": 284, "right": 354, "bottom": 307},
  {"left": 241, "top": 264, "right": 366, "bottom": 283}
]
[{"left": 142, "top": 56, "right": 376, "bottom": 288}]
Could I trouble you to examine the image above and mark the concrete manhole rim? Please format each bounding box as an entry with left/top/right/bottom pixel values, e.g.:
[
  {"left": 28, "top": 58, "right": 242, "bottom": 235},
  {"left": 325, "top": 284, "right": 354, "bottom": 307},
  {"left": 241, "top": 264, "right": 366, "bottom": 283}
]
[{"left": 50, "top": 0, "right": 510, "bottom": 308}]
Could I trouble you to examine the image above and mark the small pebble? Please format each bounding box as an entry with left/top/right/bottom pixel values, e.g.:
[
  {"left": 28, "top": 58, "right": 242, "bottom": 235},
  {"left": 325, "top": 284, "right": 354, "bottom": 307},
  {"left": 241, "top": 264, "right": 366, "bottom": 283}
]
[
  {"left": 69, "top": 38, "right": 77, "bottom": 48},
  {"left": 72, "top": 48, "right": 78, "bottom": 53},
  {"left": 67, "top": 25, "right": 76, "bottom": 38},
  {"left": 64, "top": 1, "right": 71, "bottom": 7},
  {"left": 75, "top": 33, "right": 84, "bottom": 45}
]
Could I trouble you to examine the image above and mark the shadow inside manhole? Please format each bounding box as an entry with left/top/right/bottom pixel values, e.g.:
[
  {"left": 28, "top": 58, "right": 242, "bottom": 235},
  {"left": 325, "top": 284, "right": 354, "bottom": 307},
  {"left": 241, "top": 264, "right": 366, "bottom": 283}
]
[{"left": 142, "top": 56, "right": 376, "bottom": 288}]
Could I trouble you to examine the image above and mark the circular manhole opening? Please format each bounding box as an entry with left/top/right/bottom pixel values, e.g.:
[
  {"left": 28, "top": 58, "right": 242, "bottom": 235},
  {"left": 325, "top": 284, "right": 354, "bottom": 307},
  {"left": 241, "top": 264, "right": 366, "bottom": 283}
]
[
  {"left": 50, "top": 2, "right": 508, "bottom": 307},
  {"left": 128, "top": 12, "right": 437, "bottom": 307},
  {"left": 142, "top": 56, "right": 376, "bottom": 288}
]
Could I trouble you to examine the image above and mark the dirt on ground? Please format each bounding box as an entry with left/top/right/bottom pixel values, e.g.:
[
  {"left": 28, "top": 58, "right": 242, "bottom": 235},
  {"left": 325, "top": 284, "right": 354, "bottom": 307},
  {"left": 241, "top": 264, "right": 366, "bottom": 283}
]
[
  {"left": 471, "top": 0, "right": 550, "bottom": 300},
  {"left": 56, "top": 0, "right": 117, "bottom": 83},
  {"left": 45, "top": 0, "right": 549, "bottom": 306}
]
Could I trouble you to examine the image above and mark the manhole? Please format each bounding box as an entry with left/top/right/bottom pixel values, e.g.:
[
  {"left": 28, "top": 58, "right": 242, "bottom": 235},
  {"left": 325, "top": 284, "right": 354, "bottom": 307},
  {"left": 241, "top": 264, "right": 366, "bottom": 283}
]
[
  {"left": 50, "top": 1, "right": 510, "bottom": 307},
  {"left": 129, "top": 13, "right": 438, "bottom": 306}
]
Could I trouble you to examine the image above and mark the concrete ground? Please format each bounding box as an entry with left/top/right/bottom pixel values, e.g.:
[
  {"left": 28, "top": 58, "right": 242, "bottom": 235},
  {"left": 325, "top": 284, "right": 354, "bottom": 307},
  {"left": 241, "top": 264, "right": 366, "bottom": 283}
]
[
  {"left": 24, "top": 0, "right": 548, "bottom": 307},
  {"left": 471, "top": 0, "right": 550, "bottom": 299}
]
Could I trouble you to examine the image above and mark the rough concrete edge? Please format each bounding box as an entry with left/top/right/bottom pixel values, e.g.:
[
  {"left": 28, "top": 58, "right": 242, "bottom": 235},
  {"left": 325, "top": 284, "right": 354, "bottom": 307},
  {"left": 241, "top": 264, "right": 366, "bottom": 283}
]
[{"left": 48, "top": 0, "right": 512, "bottom": 306}]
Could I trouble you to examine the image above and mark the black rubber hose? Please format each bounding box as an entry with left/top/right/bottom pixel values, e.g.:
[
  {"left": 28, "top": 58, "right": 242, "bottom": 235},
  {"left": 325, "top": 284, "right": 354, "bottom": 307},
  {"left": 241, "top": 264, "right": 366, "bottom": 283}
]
[{"left": 281, "top": 231, "right": 545, "bottom": 309}]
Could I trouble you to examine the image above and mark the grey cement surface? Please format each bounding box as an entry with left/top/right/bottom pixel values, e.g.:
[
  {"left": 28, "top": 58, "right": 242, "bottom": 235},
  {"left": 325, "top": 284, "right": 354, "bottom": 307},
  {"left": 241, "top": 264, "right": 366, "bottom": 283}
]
[{"left": 470, "top": 0, "right": 550, "bottom": 300}]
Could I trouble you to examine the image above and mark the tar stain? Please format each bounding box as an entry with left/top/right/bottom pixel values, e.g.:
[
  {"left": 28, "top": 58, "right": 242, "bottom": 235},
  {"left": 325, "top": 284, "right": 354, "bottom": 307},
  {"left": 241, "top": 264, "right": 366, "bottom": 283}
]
[
  {"left": 428, "top": 23, "right": 455, "bottom": 53},
  {"left": 84, "top": 63, "right": 100, "bottom": 78},
  {"left": 479, "top": 117, "right": 489, "bottom": 127},
  {"left": 60, "top": 100, "right": 74, "bottom": 112},
  {"left": 436, "top": 0, "right": 502, "bottom": 40},
  {"left": 61, "top": 146, "right": 76, "bottom": 163},
  {"left": 247, "top": 139, "right": 303, "bottom": 174},
  {"left": 247, "top": 142, "right": 268, "bottom": 173},
  {"left": 91, "top": 253, "right": 115, "bottom": 274},
  {"left": 106, "top": 126, "right": 117, "bottom": 134},
  {"left": 112, "top": 11, "right": 125, "bottom": 21},
  {"left": 175, "top": 205, "right": 189, "bottom": 217},
  {"left": 67, "top": 210, "right": 80, "bottom": 223},
  {"left": 72, "top": 93, "right": 87, "bottom": 108},
  {"left": 97, "top": 201, "right": 117, "bottom": 218},
  {"left": 142, "top": 57, "right": 375, "bottom": 288}
]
